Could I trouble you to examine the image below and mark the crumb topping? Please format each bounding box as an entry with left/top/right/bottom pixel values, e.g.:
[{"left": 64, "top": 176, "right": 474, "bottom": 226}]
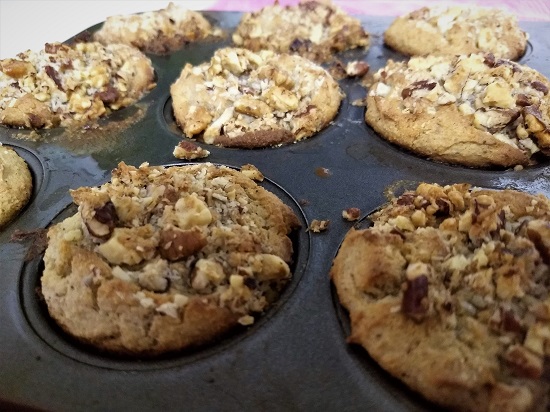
[
  {"left": 373, "top": 184, "right": 550, "bottom": 378},
  {"left": 399, "top": 6, "right": 526, "bottom": 57},
  {"left": 232, "top": 0, "right": 369, "bottom": 62},
  {"left": 47, "top": 162, "right": 300, "bottom": 324},
  {"left": 94, "top": 2, "right": 220, "bottom": 54},
  {"left": 170, "top": 47, "right": 342, "bottom": 146}
]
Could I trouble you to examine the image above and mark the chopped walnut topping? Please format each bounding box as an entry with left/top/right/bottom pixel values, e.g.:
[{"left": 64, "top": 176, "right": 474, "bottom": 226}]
[
  {"left": 333, "top": 182, "right": 550, "bottom": 412},
  {"left": 368, "top": 53, "right": 550, "bottom": 164},
  {"left": 93, "top": 3, "right": 219, "bottom": 54},
  {"left": 170, "top": 47, "right": 343, "bottom": 147},
  {"left": 42, "top": 162, "right": 301, "bottom": 355},
  {"left": 232, "top": 1, "right": 370, "bottom": 63},
  {"left": 0, "top": 42, "right": 155, "bottom": 129}
]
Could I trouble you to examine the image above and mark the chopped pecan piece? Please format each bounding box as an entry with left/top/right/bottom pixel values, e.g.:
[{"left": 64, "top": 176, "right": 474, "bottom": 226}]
[
  {"left": 289, "top": 38, "right": 313, "bottom": 53},
  {"left": 96, "top": 86, "right": 119, "bottom": 104},
  {"left": 526, "top": 220, "right": 550, "bottom": 264},
  {"left": 501, "top": 308, "right": 524, "bottom": 334},
  {"left": 531, "top": 81, "right": 549, "bottom": 95},
  {"left": 159, "top": 227, "right": 207, "bottom": 261},
  {"left": 515, "top": 94, "right": 532, "bottom": 107},
  {"left": 483, "top": 53, "right": 497, "bottom": 68},
  {"left": 84, "top": 201, "right": 118, "bottom": 239},
  {"left": 342, "top": 207, "right": 361, "bottom": 221},
  {"left": 345, "top": 61, "right": 369, "bottom": 77},
  {"left": 401, "top": 80, "right": 436, "bottom": 99},
  {"left": 45, "top": 66, "right": 64, "bottom": 91},
  {"left": 402, "top": 274, "right": 429, "bottom": 321},
  {"left": 44, "top": 43, "right": 62, "bottom": 54},
  {"left": 396, "top": 193, "right": 416, "bottom": 206},
  {"left": 504, "top": 345, "right": 543, "bottom": 379}
]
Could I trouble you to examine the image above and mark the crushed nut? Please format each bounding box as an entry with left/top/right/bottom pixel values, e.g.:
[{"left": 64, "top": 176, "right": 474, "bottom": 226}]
[
  {"left": 159, "top": 227, "right": 207, "bottom": 261},
  {"left": 309, "top": 219, "right": 330, "bottom": 232},
  {"left": 345, "top": 61, "right": 370, "bottom": 77},
  {"left": 504, "top": 345, "right": 543, "bottom": 379},
  {"left": 342, "top": 207, "right": 361, "bottom": 221},
  {"left": 402, "top": 274, "right": 429, "bottom": 321},
  {"left": 173, "top": 140, "right": 210, "bottom": 160}
]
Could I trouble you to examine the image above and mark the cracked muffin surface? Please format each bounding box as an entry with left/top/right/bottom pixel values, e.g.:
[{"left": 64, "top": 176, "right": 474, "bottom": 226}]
[
  {"left": 94, "top": 2, "right": 220, "bottom": 54},
  {"left": 331, "top": 183, "right": 550, "bottom": 412},
  {"left": 384, "top": 6, "right": 527, "bottom": 60},
  {"left": 232, "top": 0, "right": 370, "bottom": 63},
  {"left": 366, "top": 53, "right": 550, "bottom": 168},
  {"left": 170, "top": 47, "right": 343, "bottom": 148},
  {"left": 0, "top": 42, "right": 155, "bottom": 129},
  {"left": 41, "top": 162, "right": 300, "bottom": 356}
]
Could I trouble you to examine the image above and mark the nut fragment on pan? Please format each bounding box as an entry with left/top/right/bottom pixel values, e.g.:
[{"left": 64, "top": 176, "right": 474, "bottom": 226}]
[
  {"left": 94, "top": 2, "right": 221, "bottom": 54},
  {"left": 173, "top": 140, "right": 210, "bottom": 160},
  {"left": 309, "top": 219, "right": 330, "bottom": 232},
  {"left": 170, "top": 47, "right": 343, "bottom": 148},
  {"left": 384, "top": 6, "right": 527, "bottom": 60},
  {"left": 342, "top": 207, "right": 360, "bottom": 221},
  {"left": 0, "top": 145, "right": 32, "bottom": 228},
  {"left": 0, "top": 42, "right": 155, "bottom": 129},
  {"left": 232, "top": 0, "right": 370, "bottom": 63},
  {"left": 331, "top": 183, "right": 550, "bottom": 412},
  {"left": 41, "top": 162, "right": 300, "bottom": 356},
  {"left": 366, "top": 53, "right": 550, "bottom": 168}
]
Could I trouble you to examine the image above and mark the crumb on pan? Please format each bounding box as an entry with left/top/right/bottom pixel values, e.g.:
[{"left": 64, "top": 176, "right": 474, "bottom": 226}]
[
  {"left": 173, "top": 140, "right": 210, "bottom": 160},
  {"left": 345, "top": 61, "right": 370, "bottom": 77},
  {"left": 232, "top": 0, "right": 370, "bottom": 63},
  {"left": 309, "top": 219, "right": 330, "bottom": 232},
  {"left": 351, "top": 98, "right": 367, "bottom": 107},
  {"left": 342, "top": 207, "right": 361, "bottom": 221},
  {"left": 315, "top": 167, "right": 331, "bottom": 178}
]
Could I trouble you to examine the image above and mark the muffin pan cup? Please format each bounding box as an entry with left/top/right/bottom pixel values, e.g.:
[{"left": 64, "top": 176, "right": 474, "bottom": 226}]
[{"left": 0, "top": 12, "right": 549, "bottom": 411}]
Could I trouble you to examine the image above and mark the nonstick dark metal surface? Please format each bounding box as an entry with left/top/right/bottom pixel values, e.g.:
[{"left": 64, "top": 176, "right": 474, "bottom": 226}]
[{"left": 1, "top": 12, "right": 550, "bottom": 411}]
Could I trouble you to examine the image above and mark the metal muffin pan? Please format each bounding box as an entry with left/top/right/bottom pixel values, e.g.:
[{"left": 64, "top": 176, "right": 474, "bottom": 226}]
[{"left": 1, "top": 12, "right": 549, "bottom": 411}]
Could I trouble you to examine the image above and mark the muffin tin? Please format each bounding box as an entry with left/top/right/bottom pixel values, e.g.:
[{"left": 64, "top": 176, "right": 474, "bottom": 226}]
[{"left": 1, "top": 11, "right": 549, "bottom": 411}]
